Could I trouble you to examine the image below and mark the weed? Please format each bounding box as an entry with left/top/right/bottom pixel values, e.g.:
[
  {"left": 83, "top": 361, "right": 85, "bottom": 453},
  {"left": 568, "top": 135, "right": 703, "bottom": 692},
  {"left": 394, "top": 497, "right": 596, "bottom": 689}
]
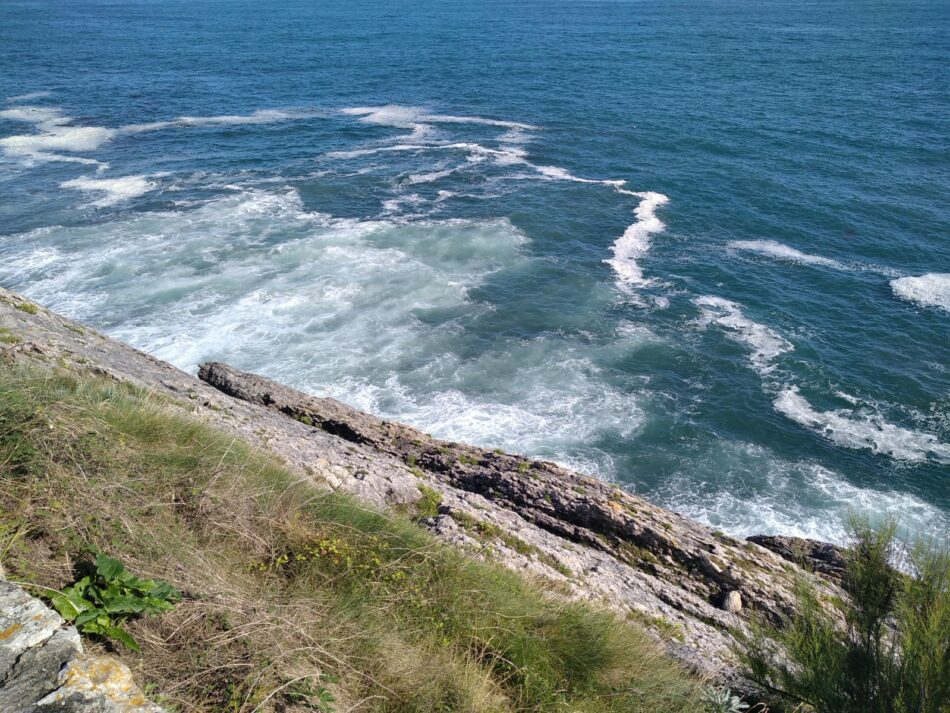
[
  {"left": 49, "top": 553, "right": 180, "bottom": 650},
  {"left": 414, "top": 484, "right": 442, "bottom": 519}
]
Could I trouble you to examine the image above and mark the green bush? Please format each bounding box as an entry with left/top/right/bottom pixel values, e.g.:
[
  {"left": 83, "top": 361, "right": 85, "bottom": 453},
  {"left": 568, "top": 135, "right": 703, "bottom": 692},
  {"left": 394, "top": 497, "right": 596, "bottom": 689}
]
[{"left": 745, "top": 518, "right": 949, "bottom": 713}]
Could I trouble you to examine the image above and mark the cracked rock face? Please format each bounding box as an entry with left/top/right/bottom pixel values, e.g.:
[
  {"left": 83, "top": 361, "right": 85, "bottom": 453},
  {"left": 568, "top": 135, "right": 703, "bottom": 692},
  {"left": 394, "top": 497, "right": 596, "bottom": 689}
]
[{"left": 0, "top": 580, "right": 163, "bottom": 713}]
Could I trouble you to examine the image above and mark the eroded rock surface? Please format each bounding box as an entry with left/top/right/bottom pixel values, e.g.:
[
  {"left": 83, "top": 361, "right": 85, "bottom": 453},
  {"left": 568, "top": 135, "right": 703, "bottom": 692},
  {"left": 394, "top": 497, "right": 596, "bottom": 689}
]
[
  {"left": 0, "top": 288, "right": 845, "bottom": 691},
  {"left": 0, "top": 580, "right": 162, "bottom": 713},
  {"left": 746, "top": 535, "right": 848, "bottom": 582}
]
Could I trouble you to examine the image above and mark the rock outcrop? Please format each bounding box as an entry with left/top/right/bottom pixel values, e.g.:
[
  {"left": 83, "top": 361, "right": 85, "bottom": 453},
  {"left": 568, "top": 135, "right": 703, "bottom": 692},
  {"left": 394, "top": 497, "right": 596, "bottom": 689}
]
[
  {"left": 0, "top": 287, "right": 846, "bottom": 692},
  {"left": 746, "top": 535, "right": 848, "bottom": 582},
  {"left": 0, "top": 579, "right": 163, "bottom": 713}
]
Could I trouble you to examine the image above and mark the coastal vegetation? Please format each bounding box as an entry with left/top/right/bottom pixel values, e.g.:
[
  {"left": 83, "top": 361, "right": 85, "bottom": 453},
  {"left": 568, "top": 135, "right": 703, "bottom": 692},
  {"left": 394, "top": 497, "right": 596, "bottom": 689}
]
[
  {"left": 745, "top": 519, "right": 949, "bottom": 713},
  {"left": 0, "top": 364, "right": 704, "bottom": 712}
]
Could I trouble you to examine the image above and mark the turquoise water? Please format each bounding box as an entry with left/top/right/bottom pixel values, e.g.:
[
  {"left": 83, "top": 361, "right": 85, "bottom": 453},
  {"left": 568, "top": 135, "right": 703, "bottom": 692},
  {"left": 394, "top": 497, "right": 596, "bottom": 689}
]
[{"left": 2, "top": 0, "right": 948, "bottom": 543}]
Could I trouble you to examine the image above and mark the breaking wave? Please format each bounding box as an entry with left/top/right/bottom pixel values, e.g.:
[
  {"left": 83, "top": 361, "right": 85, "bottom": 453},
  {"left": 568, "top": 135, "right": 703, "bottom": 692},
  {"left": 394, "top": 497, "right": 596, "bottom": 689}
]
[
  {"left": 890, "top": 273, "right": 950, "bottom": 312},
  {"left": 774, "top": 387, "right": 950, "bottom": 463}
]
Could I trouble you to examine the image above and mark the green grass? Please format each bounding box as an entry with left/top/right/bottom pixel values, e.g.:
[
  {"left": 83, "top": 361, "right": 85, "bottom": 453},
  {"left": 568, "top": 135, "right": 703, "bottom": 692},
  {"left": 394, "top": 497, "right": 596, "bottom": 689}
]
[
  {"left": 0, "top": 364, "right": 702, "bottom": 713},
  {"left": 14, "top": 301, "right": 39, "bottom": 314}
]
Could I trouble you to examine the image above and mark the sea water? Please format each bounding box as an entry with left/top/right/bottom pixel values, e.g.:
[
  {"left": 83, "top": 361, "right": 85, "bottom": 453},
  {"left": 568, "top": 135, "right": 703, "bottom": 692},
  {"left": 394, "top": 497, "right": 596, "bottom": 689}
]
[{"left": 1, "top": 0, "right": 947, "bottom": 543}]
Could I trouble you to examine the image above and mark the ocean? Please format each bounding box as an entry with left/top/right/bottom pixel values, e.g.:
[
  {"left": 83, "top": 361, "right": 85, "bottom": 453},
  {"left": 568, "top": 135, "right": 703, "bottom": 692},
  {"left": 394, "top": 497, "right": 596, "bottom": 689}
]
[{"left": 1, "top": 0, "right": 947, "bottom": 544}]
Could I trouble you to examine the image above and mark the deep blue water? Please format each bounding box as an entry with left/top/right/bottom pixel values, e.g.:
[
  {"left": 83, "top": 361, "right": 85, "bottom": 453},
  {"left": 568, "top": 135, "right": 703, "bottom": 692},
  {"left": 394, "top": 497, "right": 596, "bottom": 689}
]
[{"left": 2, "top": 0, "right": 948, "bottom": 542}]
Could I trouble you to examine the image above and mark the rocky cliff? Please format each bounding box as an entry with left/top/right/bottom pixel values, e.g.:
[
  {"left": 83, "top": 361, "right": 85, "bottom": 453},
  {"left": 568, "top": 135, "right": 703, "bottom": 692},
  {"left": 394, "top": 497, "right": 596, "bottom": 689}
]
[{"left": 0, "top": 287, "right": 845, "bottom": 694}]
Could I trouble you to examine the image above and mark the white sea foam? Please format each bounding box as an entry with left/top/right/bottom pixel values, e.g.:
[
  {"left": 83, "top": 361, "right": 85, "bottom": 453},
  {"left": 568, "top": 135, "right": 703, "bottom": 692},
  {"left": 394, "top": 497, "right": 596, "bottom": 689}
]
[
  {"left": 381, "top": 193, "right": 425, "bottom": 213},
  {"left": 405, "top": 169, "right": 455, "bottom": 185},
  {"left": 60, "top": 175, "right": 156, "bottom": 207},
  {"left": 6, "top": 90, "right": 52, "bottom": 103},
  {"left": 694, "top": 295, "right": 792, "bottom": 375},
  {"left": 120, "top": 108, "right": 326, "bottom": 134},
  {"left": 603, "top": 192, "right": 669, "bottom": 289},
  {"left": 774, "top": 387, "right": 950, "bottom": 463},
  {"left": 728, "top": 239, "right": 845, "bottom": 269},
  {"left": 535, "top": 165, "right": 624, "bottom": 186},
  {"left": 890, "top": 273, "right": 950, "bottom": 312},
  {"left": 1, "top": 186, "right": 655, "bottom": 483},
  {"left": 341, "top": 105, "right": 536, "bottom": 131},
  {"left": 662, "top": 445, "right": 948, "bottom": 544},
  {"left": 0, "top": 105, "right": 114, "bottom": 167}
]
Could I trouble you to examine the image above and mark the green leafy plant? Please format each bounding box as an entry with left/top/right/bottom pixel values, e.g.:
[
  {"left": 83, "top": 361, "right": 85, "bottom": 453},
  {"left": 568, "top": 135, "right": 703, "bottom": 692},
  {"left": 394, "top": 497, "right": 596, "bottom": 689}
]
[
  {"left": 284, "top": 675, "right": 338, "bottom": 712},
  {"left": 50, "top": 553, "right": 180, "bottom": 650}
]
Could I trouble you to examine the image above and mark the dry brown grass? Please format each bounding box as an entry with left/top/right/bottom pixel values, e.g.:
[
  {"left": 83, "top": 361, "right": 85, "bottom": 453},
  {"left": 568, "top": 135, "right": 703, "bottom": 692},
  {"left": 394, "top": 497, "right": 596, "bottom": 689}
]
[{"left": 0, "top": 363, "right": 703, "bottom": 712}]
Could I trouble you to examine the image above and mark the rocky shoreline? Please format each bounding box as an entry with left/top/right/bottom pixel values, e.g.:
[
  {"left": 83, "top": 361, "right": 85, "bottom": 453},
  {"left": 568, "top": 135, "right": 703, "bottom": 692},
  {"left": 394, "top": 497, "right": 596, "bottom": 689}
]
[{"left": 0, "top": 287, "right": 846, "bottom": 693}]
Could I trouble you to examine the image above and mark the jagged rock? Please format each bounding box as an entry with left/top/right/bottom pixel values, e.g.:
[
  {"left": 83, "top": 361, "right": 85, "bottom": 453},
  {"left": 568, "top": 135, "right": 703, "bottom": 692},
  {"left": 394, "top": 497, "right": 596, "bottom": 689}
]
[
  {"left": 747, "top": 535, "right": 848, "bottom": 582},
  {"left": 721, "top": 590, "right": 742, "bottom": 613},
  {"left": 0, "top": 580, "right": 163, "bottom": 713},
  {"left": 0, "top": 580, "right": 82, "bottom": 711},
  {"left": 0, "top": 288, "right": 848, "bottom": 694}
]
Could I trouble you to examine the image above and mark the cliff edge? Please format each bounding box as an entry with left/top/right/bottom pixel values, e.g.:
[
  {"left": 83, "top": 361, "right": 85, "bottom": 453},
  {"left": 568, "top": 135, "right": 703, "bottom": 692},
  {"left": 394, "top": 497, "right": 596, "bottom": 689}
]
[{"left": 0, "top": 287, "right": 845, "bottom": 693}]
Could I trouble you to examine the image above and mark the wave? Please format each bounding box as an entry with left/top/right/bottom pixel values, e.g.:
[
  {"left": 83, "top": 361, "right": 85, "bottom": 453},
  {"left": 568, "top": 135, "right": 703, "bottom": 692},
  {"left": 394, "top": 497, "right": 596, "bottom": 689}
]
[
  {"left": 0, "top": 105, "right": 113, "bottom": 168},
  {"left": 341, "top": 104, "right": 537, "bottom": 131},
  {"left": 120, "top": 108, "right": 327, "bottom": 134},
  {"left": 774, "top": 386, "right": 950, "bottom": 463},
  {"left": 693, "top": 295, "right": 792, "bottom": 375},
  {"left": 728, "top": 239, "right": 845, "bottom": 269},
  {"left": 1, "top": 186, "right": 650, "bottom": 480},
  {"left": 604, "top": 192, "right": 670, "bottom": 289},
  {"left": 661, "top": 446, "right": 948, "bottom": 544},
  {"left": 890, "top": 273, "right": 950, "bottom": 312},
  {"left": 60, "top": 175, "right": 156, "bottom": 207},
  {"left": 6, "top": 90, "right": 52, "bottom": 103},
  {"left": 1, "top": 104, "right": 327, "bottom": 169}
]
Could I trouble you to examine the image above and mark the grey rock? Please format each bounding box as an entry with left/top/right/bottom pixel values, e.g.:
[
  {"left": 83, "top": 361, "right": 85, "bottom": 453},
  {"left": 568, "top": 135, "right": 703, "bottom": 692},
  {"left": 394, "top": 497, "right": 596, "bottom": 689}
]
[
  {"left": 746, "top": 535, "right": 848, "bottom": 582},
  {"left": 0, "top": 580, "right": 163, "bottom": 712},
  {"left": 721, "top": 590, "right": 742, "bottom": 613}
]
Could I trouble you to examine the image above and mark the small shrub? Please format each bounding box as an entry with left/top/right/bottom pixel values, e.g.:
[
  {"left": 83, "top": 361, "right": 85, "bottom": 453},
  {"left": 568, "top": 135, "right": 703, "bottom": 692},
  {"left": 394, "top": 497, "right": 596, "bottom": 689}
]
[
  {"left": 744, "top": 517, "right": 949, "bottom": 713},
  {"left": 50, "top": 553, "right": 180, "bottom": 650},
  {"left": 15, "top": 302, "right": 39, "bottom": 315},
  {"left": 414, "top": 484, "right": 442, "bottom": 519},
  {"left": 702, "top": 686, "right": 749, "bottom": 713}
]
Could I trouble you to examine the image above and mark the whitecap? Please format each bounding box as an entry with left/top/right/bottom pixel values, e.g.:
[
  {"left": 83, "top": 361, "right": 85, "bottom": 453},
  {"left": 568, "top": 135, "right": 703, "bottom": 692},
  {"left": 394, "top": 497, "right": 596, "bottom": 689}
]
[
  {"left": 6, "top": 90, "right": 52, "bottom": 103},
  {"left": 0, "top": 105, "right": 113, "bottom": 167},
  {"left": 535, "top": 164, "right": 624, "bottom": 186},
  {"left": 890, "top": 273, "right": 950, "bottom": 312},
  {"left": 60, "top": 175, "right": 156, "bottom": 207},
  {"left": 341, "top": 105, "right": 536, "bottom": 131},
  {"left": 728, "top": 239, "right": 845, "bottom": 269},
  {"left": 604, "top": 192, "right": 670, "bottom": 289},
  {"left": 663, "top": 446, "right": 948, "bottom": 545},
  {"left": 120, "top": 108, "right": 326, "bottom": 134},
  {"left": 693, "top": 295, "right": 792, "bottom": 375},
  {"left": 774, "top": 387, "right": 950, "bottom": 463},
  {"left": 405, "top": 168, "right": 455, "bottom": 185}
]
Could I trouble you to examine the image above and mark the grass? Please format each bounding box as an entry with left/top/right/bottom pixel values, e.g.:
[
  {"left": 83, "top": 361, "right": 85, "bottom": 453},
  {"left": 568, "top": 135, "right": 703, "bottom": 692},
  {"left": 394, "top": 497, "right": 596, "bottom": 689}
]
[{"left": 0, "top": 363, "right": 703, "bottom": 713}]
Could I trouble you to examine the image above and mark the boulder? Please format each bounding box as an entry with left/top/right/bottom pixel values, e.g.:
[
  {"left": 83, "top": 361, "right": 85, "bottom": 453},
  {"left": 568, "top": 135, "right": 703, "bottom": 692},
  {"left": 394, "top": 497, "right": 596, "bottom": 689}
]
[{"left": 0, "top": 580, "right": 164, "bottom": 713}]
